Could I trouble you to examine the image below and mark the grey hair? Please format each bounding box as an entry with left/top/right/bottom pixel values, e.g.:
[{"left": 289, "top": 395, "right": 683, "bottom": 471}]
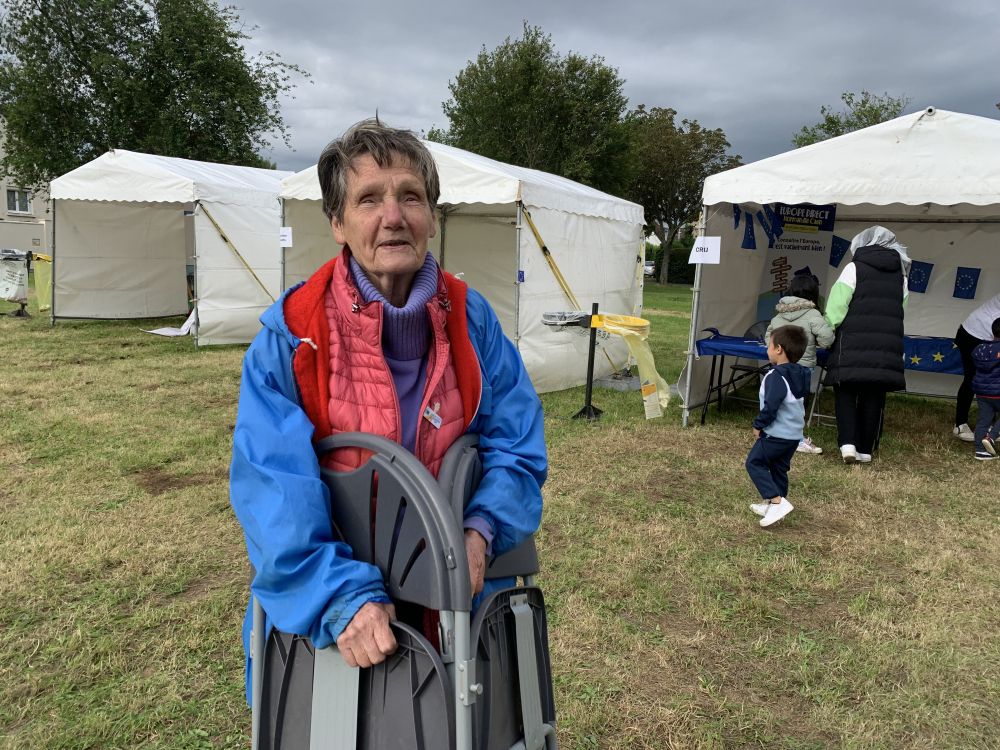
[{"left": 317, "top": 117, "right": 440, "bottom": 222}]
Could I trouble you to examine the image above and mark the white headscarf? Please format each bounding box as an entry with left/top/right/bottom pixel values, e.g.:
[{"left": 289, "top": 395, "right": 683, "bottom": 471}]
[{"left": 849, "top": 226, "right": 911, "bottom": 275}]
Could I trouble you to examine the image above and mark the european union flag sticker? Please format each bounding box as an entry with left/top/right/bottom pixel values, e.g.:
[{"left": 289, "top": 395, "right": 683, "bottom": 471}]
[
  {"left": 830, "top": 235, "right": 850, "bottom": 268},
  {"left": 954, "top": 267, "right": 981, "bottom": 300},
  {"left": 908, "top": 261, "right": 933, "bottom": 293}
]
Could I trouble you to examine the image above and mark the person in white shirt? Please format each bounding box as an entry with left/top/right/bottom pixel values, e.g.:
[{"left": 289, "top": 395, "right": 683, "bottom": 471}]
[{"left": 953, "top": 293, "right": 1000, "bottom": 442}]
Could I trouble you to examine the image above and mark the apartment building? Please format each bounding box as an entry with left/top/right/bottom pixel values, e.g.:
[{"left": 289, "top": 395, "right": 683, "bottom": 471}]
[{"left": 0, "top": 140, "right": 50, "bottom": 255}]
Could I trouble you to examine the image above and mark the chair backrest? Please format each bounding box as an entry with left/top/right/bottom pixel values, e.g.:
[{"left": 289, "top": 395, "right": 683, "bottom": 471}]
[
  {"left": 437, "top": 434, "right": 540, "bottom": 580},
  {"left": 745, "top": 320, "right": 770, "bottom": 340},
  {"left": 314, "top": 432, "right": 472, "bottom": 612}
]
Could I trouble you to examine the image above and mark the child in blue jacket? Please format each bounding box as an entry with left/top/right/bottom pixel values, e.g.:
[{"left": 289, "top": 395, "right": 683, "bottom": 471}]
[
  {"left": 746, "top": 325, "right": 812, "bottom": 527},
  {"left": 971, "top": 317, "right": 1000, "bottom": 460}
]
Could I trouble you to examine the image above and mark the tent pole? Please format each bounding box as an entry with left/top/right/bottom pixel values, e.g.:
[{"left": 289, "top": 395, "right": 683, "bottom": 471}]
[
  {"left": 682, "top": 206, "right": 707, "bottom": 428},
  {"left": 50, "top": 198, "right": 56, "bottom": 326},
  {"left": 514, "top": 201, "right": 523, "bottom": 350},
  {"left": 193, "top": 203, "right": 200, "bottom": 349},
  {"left": 279, "top": 198, "right": 286, "bottom": 293}
]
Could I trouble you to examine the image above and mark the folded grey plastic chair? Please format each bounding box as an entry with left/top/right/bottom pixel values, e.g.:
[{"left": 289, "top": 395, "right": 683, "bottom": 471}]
[{"left": 249, "top": 432, "right": 556, "bottom": 750}]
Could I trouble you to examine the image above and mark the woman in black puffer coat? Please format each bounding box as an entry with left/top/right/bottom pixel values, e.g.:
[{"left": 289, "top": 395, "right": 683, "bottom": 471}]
[{"left": 824, "top": 227, "right": 909, "bottom": 464}]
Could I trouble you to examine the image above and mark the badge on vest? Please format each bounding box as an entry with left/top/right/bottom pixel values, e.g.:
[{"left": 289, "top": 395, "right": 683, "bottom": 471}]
[{"left": 423, "top": 402, "right": 443, "bottom": 430}]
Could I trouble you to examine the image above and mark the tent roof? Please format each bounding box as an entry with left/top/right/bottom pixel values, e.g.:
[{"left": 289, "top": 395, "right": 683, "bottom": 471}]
[
  {"left": 51, "top": 149, "right": 293, "bottom": 208},
  {"left": 703, "top": 108, "right": 1000, "bottom": 208},
  {"left": 280, "top": 140, "right": 644, "bottom": 224}
]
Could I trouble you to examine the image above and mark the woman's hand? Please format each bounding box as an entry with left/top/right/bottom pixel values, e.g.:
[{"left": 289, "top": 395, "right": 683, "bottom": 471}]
[
  {"left": 336, "top": 601, "right": 397, "bottom": 668},
  {"left": 465, "top": 528, "right": 488, "bottom": 597}
]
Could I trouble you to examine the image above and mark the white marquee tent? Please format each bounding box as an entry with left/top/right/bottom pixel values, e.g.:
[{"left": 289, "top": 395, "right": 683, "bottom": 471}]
[
  {"left": 681, "top": 107, "right": 1000, "bottom": 425},
  {"left": 49, "top": 150, "right": 293, "bottom": 345},
  {"left": 280, "top": 141, "right": 646, "bottom": 393}
]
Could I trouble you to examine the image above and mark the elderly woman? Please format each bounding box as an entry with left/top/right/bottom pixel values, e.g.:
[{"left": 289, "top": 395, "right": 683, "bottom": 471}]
[
  {"left": 229, "top": 120, "right": 546, "bottom": 698},
  {"left": 824, "top": 226, "right": 909, "bottom": 463}
]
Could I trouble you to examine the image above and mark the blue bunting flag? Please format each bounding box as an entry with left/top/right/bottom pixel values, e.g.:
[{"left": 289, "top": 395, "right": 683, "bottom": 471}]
[
  {"left": 762, "top": 204, "right": 783, "bottom": 238},
  {"left": 741, "top": 212, "right": 757, "bottom": 250},
  {"left": 830, "top": 235, "right": 850, "bottom": 268},
  {"left": 908, "top": 261, "right": 933, "bottom": 293},
  {"left": 733, "top": 204, "right": 741, "bottom": 230},
  {"left": 756, "top": 211, "right": 776, "bottom": 248},
  {"left": 954, "top": 267, "right": 981, "bottom": 300}
]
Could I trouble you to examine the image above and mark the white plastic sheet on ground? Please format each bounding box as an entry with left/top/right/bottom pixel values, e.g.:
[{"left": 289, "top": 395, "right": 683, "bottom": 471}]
[{"left": 143, "top": 309, "right": 197, "bottom": 337}]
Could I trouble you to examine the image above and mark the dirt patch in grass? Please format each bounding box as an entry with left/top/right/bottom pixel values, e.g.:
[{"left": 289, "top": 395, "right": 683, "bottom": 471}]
[{"left": 130, "top": 466, "right": 226, "bottom": 496}]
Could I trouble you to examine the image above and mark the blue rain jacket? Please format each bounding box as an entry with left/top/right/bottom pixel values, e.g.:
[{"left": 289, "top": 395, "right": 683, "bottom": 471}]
[{"left": 230, "top": 283, "right": 547, "bottom": 703}]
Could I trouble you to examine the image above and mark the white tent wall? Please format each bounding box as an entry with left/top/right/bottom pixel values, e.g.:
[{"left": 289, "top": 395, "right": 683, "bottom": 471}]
[
  {"left": 517, "top": 206, "right": 642, "bottom": 393},
  {"left": 282, "top": 198, "right": 339, "bottom": 289},
  {"left": 195, "top": 201, "right": 282, "bottom": 345},
  {"left": 439, "top": 211, "right": 517, "bottom": 338},
  {"left": 53, "top": 200, "right": 187, "bottom": 319},
  {"left": 680, "top": 203, "right": 1000, "bottom": 410}
]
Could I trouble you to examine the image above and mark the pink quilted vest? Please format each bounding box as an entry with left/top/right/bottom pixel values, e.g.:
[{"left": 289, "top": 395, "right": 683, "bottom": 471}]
[{"left": 319, "top": 251, "right": 467, "bottom": 477}]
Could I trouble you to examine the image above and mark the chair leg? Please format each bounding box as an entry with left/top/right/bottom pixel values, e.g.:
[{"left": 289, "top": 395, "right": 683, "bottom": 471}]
[
  {"left": 444, "top": 610, "right": 476, "bottom": 750},
  {"left": 717, "top": 355, "right": 727, "bottom": 412},
  {"left": 808, "top": 382, "right": 821, "bottom": 428},
  {"left": 701, "top": 355, "right": 717, "bottom": 425},
  {"left": 251, "top": 596, "right": 264, "bottom": 750}
]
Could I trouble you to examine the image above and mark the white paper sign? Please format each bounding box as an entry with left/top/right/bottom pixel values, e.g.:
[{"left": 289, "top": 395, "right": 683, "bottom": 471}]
[
  {"left": 688, "top": 236, "right": 721, "bottom": 265},
  {"left": 279, "top": 227, "right": 293, "bottom": 247}
]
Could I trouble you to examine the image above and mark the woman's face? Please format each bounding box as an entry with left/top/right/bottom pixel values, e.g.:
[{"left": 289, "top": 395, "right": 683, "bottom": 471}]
[{"left": 331, "top": 153, "right": 436, "bottom": 280}]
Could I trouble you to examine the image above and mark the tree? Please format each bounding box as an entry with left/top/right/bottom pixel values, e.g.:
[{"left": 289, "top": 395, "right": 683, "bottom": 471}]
[
  {"left": 429, "top": 23, "right": 632, "bottom": 197},
  {"left": 792, "top": 90, "right": 910, "bottom": 148},
  {"left": 0, "top": 0, "right": 306, "bottom": 188},
  {"left": 627, "top": 106, "right": 741, "bottom": 284}
]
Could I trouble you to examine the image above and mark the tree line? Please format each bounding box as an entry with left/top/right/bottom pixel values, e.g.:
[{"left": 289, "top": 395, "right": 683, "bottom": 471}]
[
  {"left": 427, "top": 24, "right": 742, "bottom": 284},
  {"left": 1, "top": 9, "right": 914, "bottom": 284}
]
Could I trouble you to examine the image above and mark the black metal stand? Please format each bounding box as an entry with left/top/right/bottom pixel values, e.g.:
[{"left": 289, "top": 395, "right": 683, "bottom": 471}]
[
  {"left": 572, "top": 303, "right": 603, "bottom": 422},
  {"left": 9, "top": 303, "right": 30, "bottom": 318}
]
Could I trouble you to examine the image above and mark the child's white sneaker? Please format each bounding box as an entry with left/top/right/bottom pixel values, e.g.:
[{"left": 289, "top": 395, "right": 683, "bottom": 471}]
[
  {"left": 954, "top": 424, "right": 975, "bottom": 442},
  {"left": 841, "top": 444, "right": 857, "bottom": 463},
  {"left": 750, "top": 502, "right": 770, "bottom": 516},
  {"left": 796, "top": 438, "right": 823, "bottom": 454},
  {"left": 760, "top": 498, "right": 794, "bottom": 527},
  {"left": 856, "top": 452, "right": 872, "bottom": 463}
]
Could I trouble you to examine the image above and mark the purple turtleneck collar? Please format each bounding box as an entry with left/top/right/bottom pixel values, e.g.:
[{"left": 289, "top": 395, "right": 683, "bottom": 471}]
[{"left": 349, "top": 252, "right": 439, "bottom": 361}]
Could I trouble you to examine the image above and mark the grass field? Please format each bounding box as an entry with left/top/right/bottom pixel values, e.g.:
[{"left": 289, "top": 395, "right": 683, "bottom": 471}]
[{"left": 3, "top": 280, "right": 1000, "bottom": 749}]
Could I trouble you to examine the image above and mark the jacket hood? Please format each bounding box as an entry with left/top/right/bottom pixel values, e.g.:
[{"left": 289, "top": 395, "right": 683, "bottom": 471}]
[
  {"left": 775, "top": 296, "right": 817, "bottom": 319},
  {"left": 973, "top": 341, "right": 1000, "bottom": 374},
  {"left": 259, "top": 283, "right": 303, "bottom": 346},
  {"left": 854, "top": 245, "right": 902, "bottom": 274},
  {"left": 772, "top": 362, "right": 811, "bottom": 399}
]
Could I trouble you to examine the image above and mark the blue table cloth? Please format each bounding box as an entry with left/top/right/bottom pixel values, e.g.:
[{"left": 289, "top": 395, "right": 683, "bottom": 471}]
[{"left": 697, "top": 334, "right": 962, "bottom": 375}]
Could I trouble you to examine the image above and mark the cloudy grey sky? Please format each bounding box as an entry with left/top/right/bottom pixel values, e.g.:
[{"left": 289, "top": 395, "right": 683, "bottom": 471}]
[{"left": 235, "top": 0, "right": 1000, "bottom": 174}]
